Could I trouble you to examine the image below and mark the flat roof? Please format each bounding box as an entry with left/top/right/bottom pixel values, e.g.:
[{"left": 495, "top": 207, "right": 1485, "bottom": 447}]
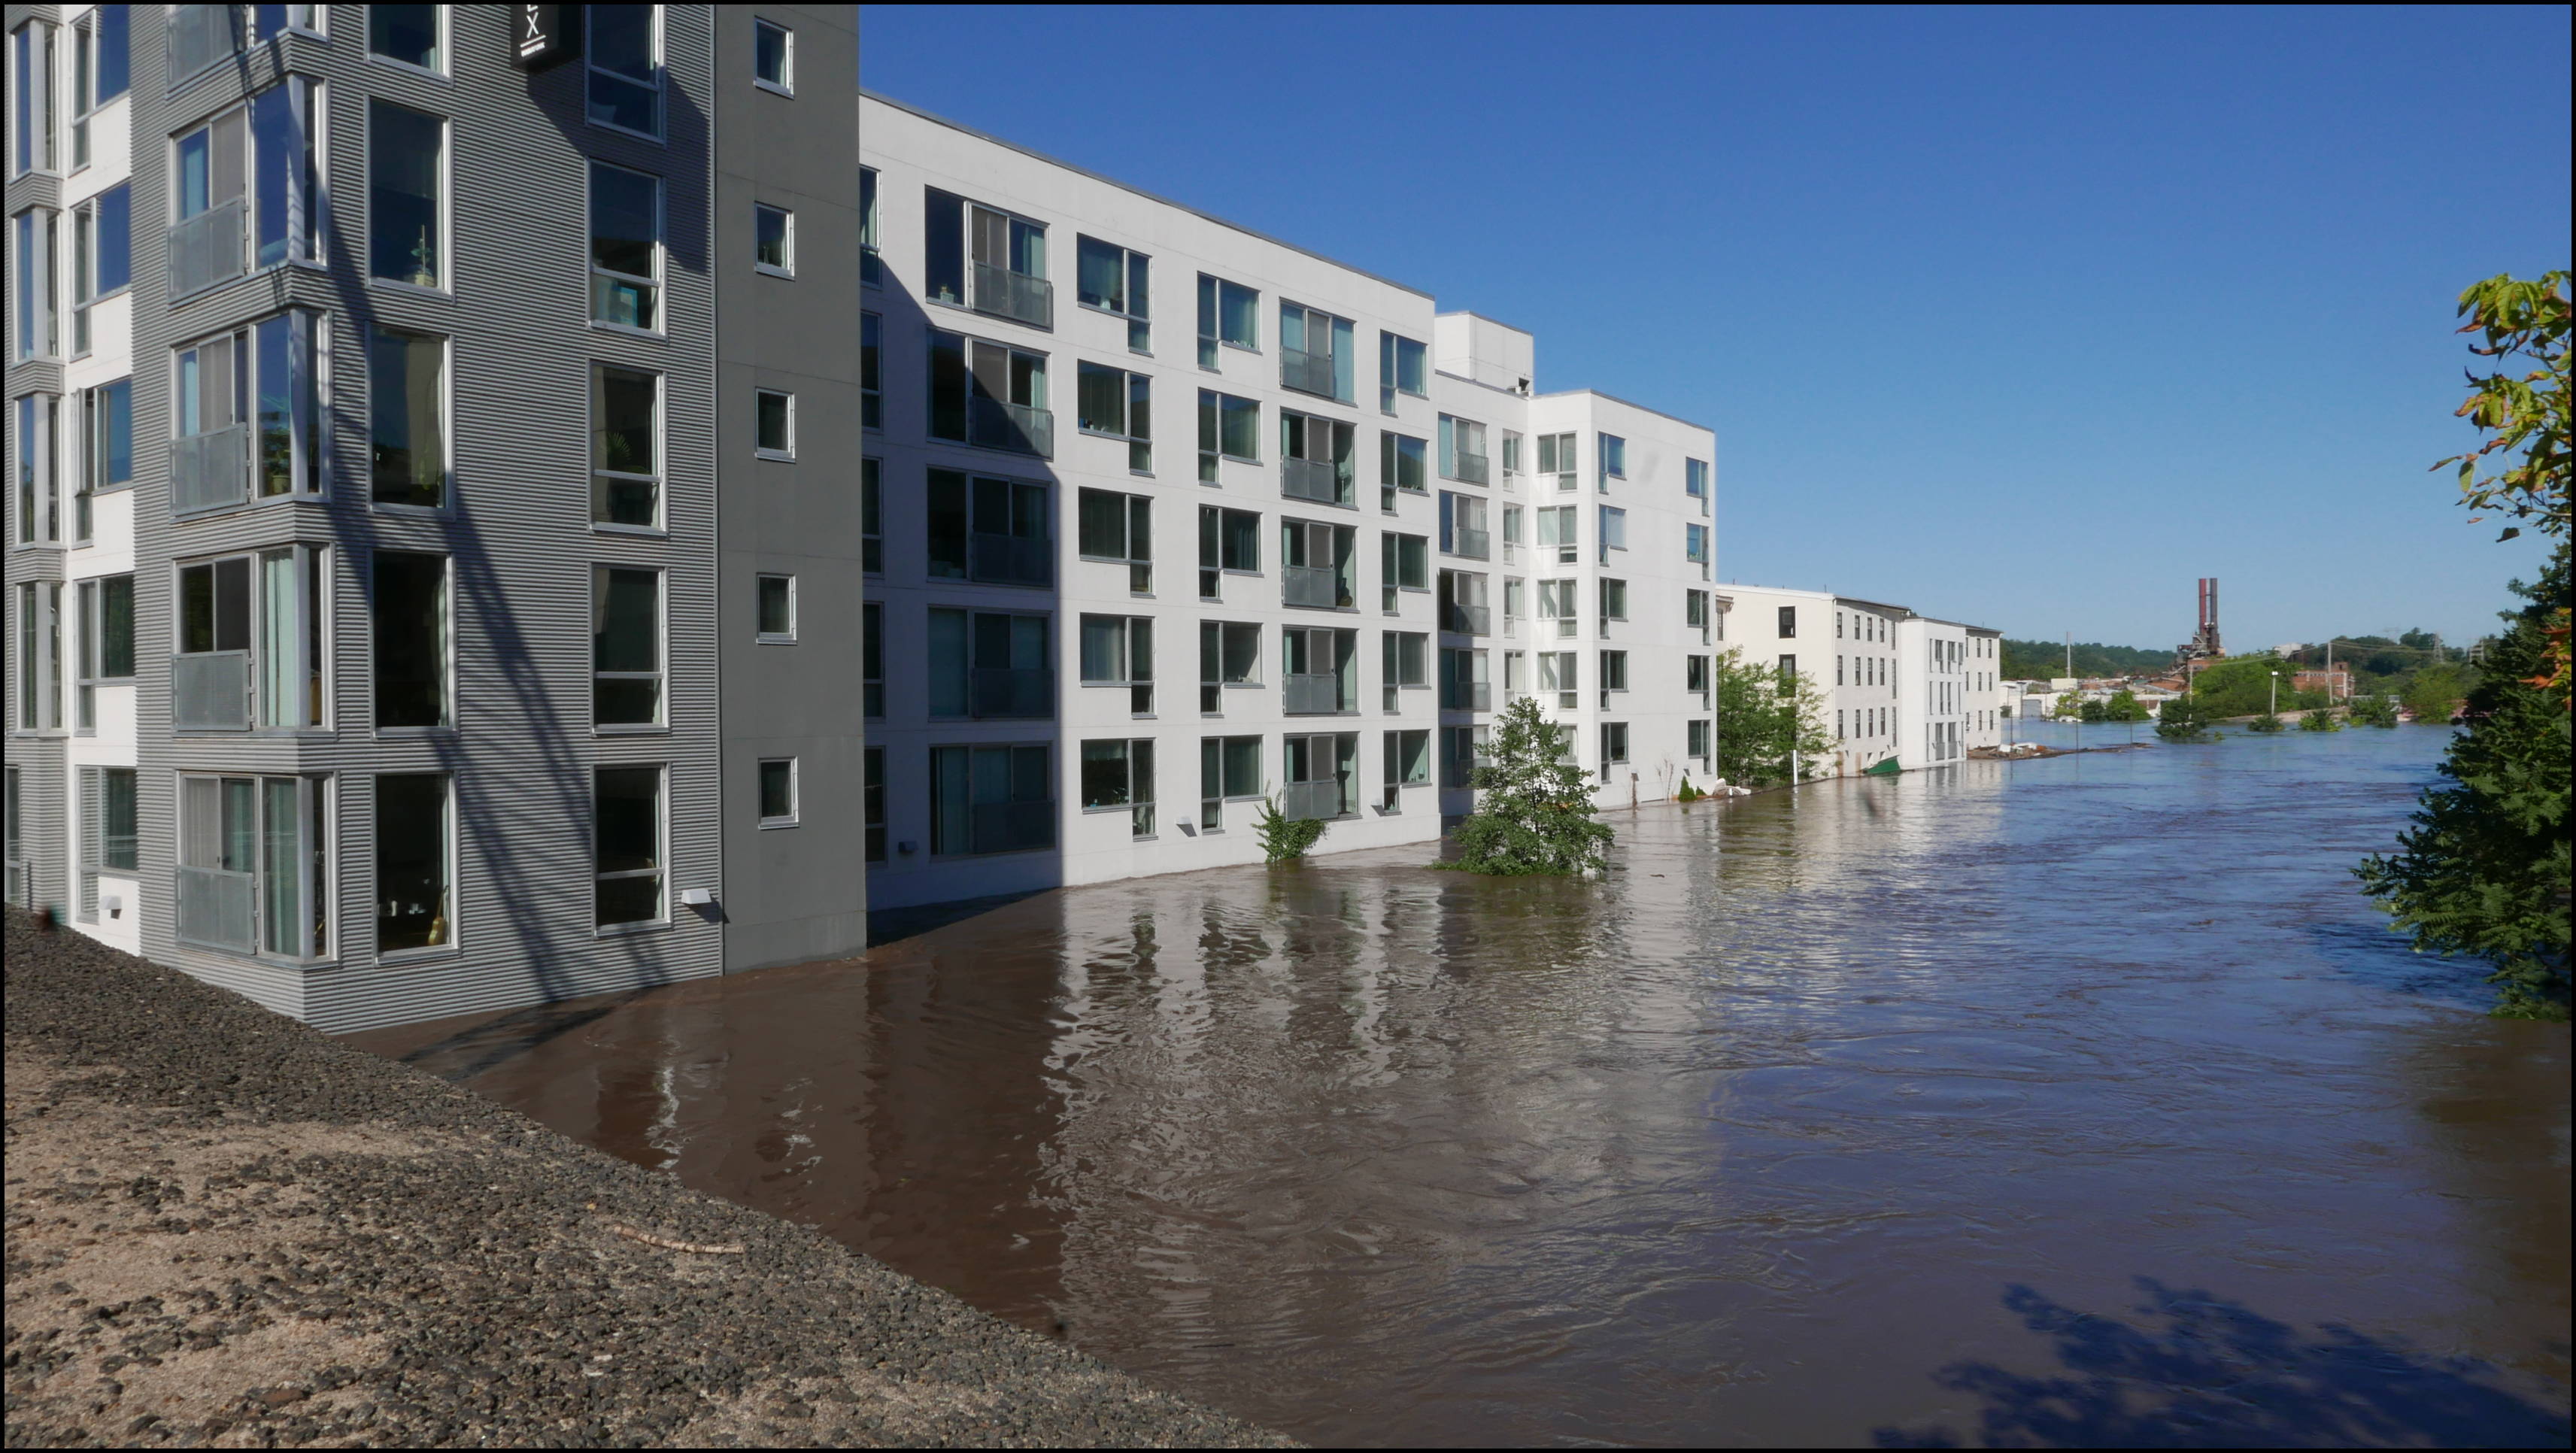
[
  {"left": 861, "top": 90, "right": 1434, "bottom": 301},
  {"left": 1532, "top": 387, "right": 1715, "bottom": 436}
]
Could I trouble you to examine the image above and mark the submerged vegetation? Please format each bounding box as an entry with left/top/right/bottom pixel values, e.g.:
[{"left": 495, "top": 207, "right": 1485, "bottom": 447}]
[{"left": 1441, "top": 697, "right": 1614, "bottom": 876}]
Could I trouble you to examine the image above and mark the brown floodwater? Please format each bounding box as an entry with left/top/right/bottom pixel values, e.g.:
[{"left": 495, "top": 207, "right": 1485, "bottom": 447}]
[{"left": 350, "top": 724, "right": 2571, "bottom": 1447}]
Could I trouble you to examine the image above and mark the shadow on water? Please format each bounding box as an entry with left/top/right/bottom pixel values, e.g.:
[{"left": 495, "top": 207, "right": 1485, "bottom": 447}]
[{"left": 1874, "top": 1279, "right": 2572, "bottom": 1449}]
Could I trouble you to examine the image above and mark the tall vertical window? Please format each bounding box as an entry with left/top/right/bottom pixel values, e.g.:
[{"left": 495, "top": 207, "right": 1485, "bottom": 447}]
[
  {"left": 1280, "top": 411, "right": 1354, "bottom": 507},
  {"left": 1598, "top": 433, "right": 1627, "bottom": 487},
  {"left": 369, "top": 100, "right": 445, "bottom": 287},
  {"left": 14, "top": 208, "right": 57, "bottom": 359},
  {"left": 1438, "top": 415, "right": 1490, "bottom": 484},
  {"left": 373, "top": 551, "right": 447, "bottom": 729},
  {"left": 15, "top": 394, "right": 56, "bottom": 544},
  {"left": 930, "top": 745, "right": 1054, "bottom": 857},
  {"left": 1196, "top": 621, "right": 1260, "bottom": 713},
  {"left": 11, "top": 22, "right": 56, "bottom": 177},
  {"left": 1198, "top": 735, "right": 1259, "bottom": 830},
  {"left": 860, "top": 457, "right": 882, "bottom": 572},
  {"left": 169, "top": 78, "right": 320, "bottom": 296},
  {"left": 1278, "top": 301, "right": 1355, "bottom": 403},
  {"left": 1538, "top": 651, "right": 1579, "bottom": 710},
  {"left": 922, "top": 188, "right": 1051, "bottom": 326},
  {"left": 70, "top": 184, "right": 129, "bottom": 354},
  {"left": 1195, "top": 273, "right": 1258, "bottom": 369},
  {"left": 927, "top": 330, "right": 1052, "bottom": 457},
  {"left": 926, "top": 469, "right": 1051, "bottom": 587},
  {"left": 753, "top": 17, "right": 793, "bottom": 93},
  {"left": 860, "top": 312, "right": 881, "bottom": 427},
  {"left": 1080, "top": 739, "right": 1155, "bottom": 838},
  {"left": 1778, "top": 605, "right": 1798, "bottom": 638},
  {"left": 71, "top": 6, "right": 132, "bottom": 169},
  {"left": 1076, "top": 235, "right": 1151, "bottom": 353},
  {"left": 593, "top": 365, "right": 661, "bottom": 526},
  {"left": 74, "top": 766, "right": 139, "bottom": 920},
  {"left": 1537, "top": 579, "right": 1577, "bottom": 639},
  {"left": 1439, "top": 493, "right": 1490, "bottom": 559},
  {"left": 593, "top": 565, "right": 663, "bottom": 726},
  {"left": 756, "top": 388, "right": 795, "bottom": 459},
  {"left": 595, "top": 765, "right": 664, "bottom": 927},
  {"left": 171, "top": 313, "right": 323, "bottom": 509},
  {"left": 1197, "top": 390, "right": 1258, "bottom": 484},
  {"left": 1282, "top": 733, "right": 1358, "bottom": 821},
  {"left": 368, "top": 4, "right": 443, "bottom": 71},
  {"left": 927, "top": 609, "right": 1051, "bottom": 720},
  {"left": 376, "top": 772, "right": 451, "bottom": 952},
  {"left": 1382, "top": 630, "right": 1428, "bottom": 711},
  {"left": 74, "top": 574, "right": 134, "bottom": 730},
  {"left": 1536, "top": 505, "right": 1578, "bottom": 566},
  {"left": 1197, "top": 505, "right": 1258, "bottom": 600},
  {"left": 16, "top": 582, "right": 63, "bottom": 729},
  {"left": 858, "top": 165, "right": 881, "bottom": 287},
  {"left": 1076, "top": 362, "right": 1151, "bottom": 472},
  {"left": 1685, "top": 523, "right": 1710, "bottom": 577},
  {"left": 1685, "top": 457, "right": 1710, "bottom": 512},
  {"left": 1536, "top": 431, "right": 1577, "bottom": 491},
  {"left": 1379, "top": 431, "right": 1427, "bottom": 512},
  {"left": 1079, "top": 614, "right": 1154, "bottom": 715},
  {"left": 369, "top": 326, "right": 446, "bottom": 508},
  {"left": 1600, "top": 578, "right": 1628, "bottom": 624},
  {"left": 1597, "top": 505, "right": 1627, "bottom": 563},
  {"left": 863, "top": 747, "right": 886, "bottom": 863},
  {"left": 1598, "top": 722, "right": 1629, "bottom": 781},
  {"left": 1076, "top": 488, "right": 1152, "bottom": 594},
  {"left": 862, "top": 602, "right": 883, "bottom": 718},
  {"left": 1501, "top": 431, "right": 1523, "bottom": 486},
  {"left": 1379, "top": 532, "right": 1428, "bottom": 613},
  {"left": 1381, "top": 729, "right": 1429, "bottom": 809},
  {"left": 178, "top": 773, "right": 329, "bottom": 957},
  {"left": 589, "top": 160, "right": 660, "bottom": 329},
  {"left": 254, "top": 544, "right": 328, "bottom": 730},
  {"left": 1280, "top": 519, "right": 1355, "bottom": 610},
  {"left": 587, "top": 4, "right": 664, "bottom": 138},
  {"left": 754, "top": 203, "right": 794, "bottom": 275},
  {"left": 1379, "top": 332, "right": 1426, "bottom": 413}
]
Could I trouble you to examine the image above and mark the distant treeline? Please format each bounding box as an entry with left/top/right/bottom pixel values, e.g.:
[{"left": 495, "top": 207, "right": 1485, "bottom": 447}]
[{"left": 1999, "top": 639, "right": 2172, "bottom": 679}]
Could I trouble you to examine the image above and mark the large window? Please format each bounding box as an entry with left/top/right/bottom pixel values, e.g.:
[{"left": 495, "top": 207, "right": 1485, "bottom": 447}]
[
  {"left": 1440, "top": 492, "right": 1490, "bottom": 559},
  {"left": 753, "top": 17, "right": 793, "bottom": 93},
  {"left": 1598, "top": 721, "right": 1629, "bottom": 781},
  {"left": 169, "top": 78, "right": 320, "bottom": 296},
  {"left": 71, "top": 183, "right": 130, "bottom": 354},
  {"left": 1195, "top": 273, "right": 1258, "bottom": 369},
  {"left": 1598, "top": 433, "right": 1627, "bottom": 487},
  {"left": 368, "top": 4, "right": 443, "bottom": 71},
  {"left": 171, "top": 312, "right": 322, "bottom": 509},
  {"left": 923, "top": 187, "right": 1050, "bottom": 326},
  {"left": 1442, "top": 646, "right": 1490, "bottom": 711},
  {"left": 864, "top": 747, "right": 886, "bottom": 863},
  {"left": 1079, "top": 614, "right": 1154, "bottom": 716},
  {"left": 754, "top": 202, "right": 794, "bottom": 276},
  {"left": 372, "top": 551, "right": 446, "bottom": 729},
  {"left": 369, "top": 326, "right": 446, "bottom": 507},
  {"left": 593, "top": 565, "right": 662, "bottom": 726},
  {"left": 74, "top": 766, "right": 138, "bottom": 921},
  {"left": 1382, "top": 630, "right": 1428, "bottom": 711},
  {"left": 928, "top": 608, "right": 1051, "bottom": 719},
  {"left": 1538, "top": 579, "right": 1578, "bottom": 639},
  {"left": 1197, "top": 390, "right": 1258, "bottom": 482},
  {"left": 15, "top": 393, "right": 55, "bottom": 544},
  {"left": 176, "top": 546, "right": 327, "bottom": 731},
  {"left": 1685, "top": 523, "right": 1710, "bottom": 577},
  {"left": 1198, "top": 735, "right": 1260, "bottom": 830},
  {"left": 1282, "top": 625, "right": 1357, "bottom": 716},
  {"left": 179, "top": 773, "right": 331, "bottom": 958},
  {"left": 927, "top": 469, "right": 1050, "bottom": 587},
  {"left": 1536, "top": 431, "right": 1577, "bottom": 491},
  {"left": 858, "top": 166, "right": 881, "bottom": 287},
  {"left": 587, "top": 4, "right": 664, "bottom": 138},
  {"left": 13, "top": 22, "right": 56, "bottom": 177},
  {"left": 860, "top": 312, "right": 881, "bottom": 427},
  {"left": 1080, "top": 739, "right": 1155, "bottom": 839},
  {"left": 1686, "top": 457, "right": 1710, "bottom": 513},
  {"left": 1280, "top": 410, "right": 1353, "bottom": 506},
  {"left": 1597, "top": 505, "right": 1627, "bottom": 562},
  {"left": 1539, "top": 651, "right": 1579, "bottom": 709},
  {"left": 1440, "top": 415, "right": 1490, "bottom": 485},
  {"left": 1379, "top": 430, "right": 1426, "bottom": 511},
  {"left": 593, "top": 364, "right": 660, "bottom": 526},
  {"left": 15, "top": 582, "right": 62, "bottom": 730},
  {"left": 1077, "top": 487, "right": 1151, "bottom": 594},
  {"left": 1600, "top": 577, "right": 1629, "bottom": 626},
  {"left": 1441, "top": 570, "right": 1490, "bottom": 636},
  {"left": 375, "top": 772, "right": 448, "bottom": 952},
  {"left": 1381, "top": 531, "right": 1428, "bottom": 612},
  {"left": 1380, "top": 332, "right": 1426, "bottom": 413},
  {"left": 1076, "top": 362, "right": 1151, "bottom": 472},
  {"left": 14, "top": 208, "right": 56, "bottom": 359},
  {"left": 1076, "top": 235, "right": 1150, "bottom": 353},
  {"left": 1380, "top": 729, "right": 1430, "bottom": 810},
  {"left": 1281, "top": 519, "right": 1355, "bottom": 610},
  {"left": 1536, "top": 505, "right": 1578, "bottom": 565},
  {"left": 74, "top": 574, "right": 134, "bottom": 730},
  {"left": 1197, "top": 620, "right": 1261, "bottom": 713},
  {"left": 1197, "top": 505, "right": 1258, "bottom": 599},
  {"left": 594, "top": 765, "right": 664, "bottom": 927},
  {"left": 862, "top": 602, "right": 883, "bottom": 718},
  {"left": 1282, "top": 733, "right": 1358, "bottom": 821},
  {"left": 70, "top": 7, "right": 130, "bottom": 171},
  {"left": 1278, "top": 301, "right": 1355, "bottom": 403},
  {"left": 930, "top": 745, "right": 1054, "bottom": 856},
  {"left": 368, "top": 99, "right": 445, "bottom": 287},
  {"left": 590, "top": 161, "right": 660, "bottom": 329},
  {"left": 928, "top": 329, "right": 1051, "bottom": 457}
]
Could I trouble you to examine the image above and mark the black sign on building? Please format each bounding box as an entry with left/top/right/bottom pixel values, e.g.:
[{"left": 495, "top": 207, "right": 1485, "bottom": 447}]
[{"left": 513, "top": 4, "right": 582, "bottom": 70}]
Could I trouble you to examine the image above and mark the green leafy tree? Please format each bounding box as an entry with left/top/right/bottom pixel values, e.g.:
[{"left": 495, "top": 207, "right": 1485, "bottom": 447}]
[
  {"left": 2247, "top": 711, "right": 2287, "bottom": 733},
  {"left": 2299, "top": 707, "right": 2343, "bottom": 733},
  {"left": 2441, "top": 271, "right": 2569, "bottom": 698},
  {"left": 2350, "top": 694, "right": 2401, "bottom": 728},
  {"left": 2357, "top": 548, "right": 2571, "bottom": 1018},
  {"left": 1711, "top": 650, "right": 1832, "bottom": 786},
  {"left": 2156, "top": 691, "right": 2212, "bottom": 742},
  {"left": 1441, "top": 696, "right": 1614, "bottom": 875},
  {"left": 2402, "top": 663, "right": 2477, "bottom": 723},
  {"left": 2101, "top": 688, "right": 2153, "bottom": 722},
  {"left": 2052, "top": 692, "right": 2086, "bottom": 721},
  {"left": 2000, "top": 639, "right": 2170, "bottom": 679}
]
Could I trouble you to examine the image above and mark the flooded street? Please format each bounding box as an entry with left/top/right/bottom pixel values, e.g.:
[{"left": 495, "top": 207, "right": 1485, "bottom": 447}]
[{"left": 350, "top": 724, "right": 2571, "bottom": 1447}]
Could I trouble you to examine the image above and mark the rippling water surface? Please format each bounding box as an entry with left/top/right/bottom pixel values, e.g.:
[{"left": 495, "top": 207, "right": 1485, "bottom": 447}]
[{"left": 351, "top": 724, "right": 2571, "bottom": 1447}]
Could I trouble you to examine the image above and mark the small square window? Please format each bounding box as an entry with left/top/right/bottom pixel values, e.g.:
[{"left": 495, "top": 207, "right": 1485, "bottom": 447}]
[
  {"left": 753, "top": 18, "right": 793, "bottom": 93},
  {"left": 756, "top": 573, "right": 796, "bottom": 642},
  {"left": 754, "top": 205, "right": 793, "bottom": 276},
  {"left": 755, "top": 388, "right": 793, "bottom": 459},
  {"left": 758, "top": 757, "right": 797, "bottom": 827}
]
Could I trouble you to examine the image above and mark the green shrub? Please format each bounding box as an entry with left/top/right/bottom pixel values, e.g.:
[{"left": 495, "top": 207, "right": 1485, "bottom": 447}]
[
  {"left": 1252, "top": 794, "right": 1326, "bottom": 864},
  {"left": 2300, "top": 708, "right": 2343, "bottom": 732},
  {"left": 2248, "top": 712, "right": 2287, "bottom": 733},
  {"left": 1439, "top": 696, "right": 1615, "bottom": 876}
]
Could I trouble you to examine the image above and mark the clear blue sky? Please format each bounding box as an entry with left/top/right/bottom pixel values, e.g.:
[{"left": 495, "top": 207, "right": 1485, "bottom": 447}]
[{"left": 859, "top": 5, "right": 2571, "bottom": 651}]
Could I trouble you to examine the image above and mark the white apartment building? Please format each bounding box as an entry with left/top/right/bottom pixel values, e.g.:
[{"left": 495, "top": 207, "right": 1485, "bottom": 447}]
[
  {"left": 1716, "top": 586, "right": 2003, "bottom": 775},
  {"left": 860, "top": 93, "right": 1720, "bottom": 909}
]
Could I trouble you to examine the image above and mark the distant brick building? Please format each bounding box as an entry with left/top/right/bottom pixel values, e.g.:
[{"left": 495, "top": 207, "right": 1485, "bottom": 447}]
[{"left": 2293, "top": 670, "right": 2353, "bottom": 700}]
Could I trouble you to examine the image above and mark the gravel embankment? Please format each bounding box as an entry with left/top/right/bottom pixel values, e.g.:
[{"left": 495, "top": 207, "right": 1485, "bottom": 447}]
[{"left": 3, "top": 912, "right": 1293, "bottom": 1448}]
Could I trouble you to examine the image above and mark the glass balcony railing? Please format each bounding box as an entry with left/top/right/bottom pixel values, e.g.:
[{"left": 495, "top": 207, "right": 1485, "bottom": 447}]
[
  {"left": 1280, "top": 346, "right": 1337, "bottom": 399},
  {"left": 968, "top": 666, "right": 1054, "bottom": 719},
  {"left": 971, "top": 261, "right": 1053, "bottom": 329},
  {"left": 1443, "top": 680, "right": 1492, "bottom": 712},
  {"left": 168, "top": 200, "right": 246, "bottom": 299},
  {"left": 166, "top": 4, "right": 243, "bottom": 86},
  {"left": 1450, "top": 451, "right": 1491, "bottom": 486},
  {"left": 967, "top": 799, "right": 1056, "bottom": 855},
  {"left": 1282, "top": 564, "right": 1347, "bottom": 609},
  {"left": 170, "top": 425, "right": 250, "bottom": 514},
  {"left": 968, "top": 396, "right": 1054, "bottom": 457},
  {"left": 966, "top": 531, "right": 1053, "bottom": 588},
  {"left": 1284, "top": 673, "right": 1347, "bottom": 716},
  {"left": 1281, "top": 779, "right": 1348, "bottom": 822},
  {"left": 1449, "top": 527, "right": 1490, "bottom": 560},
  {"left": 175, "top": 865, "right": 256, "bottom": 951},
  {"left": 1281, "top": 457, "right": 1345, "bottom": 505},
  {"left": 171, "top": 651, "right": 250, "bottom": 730},
  {"left": 1442, "top": 602, "right": 1491, "bottom": 635}
]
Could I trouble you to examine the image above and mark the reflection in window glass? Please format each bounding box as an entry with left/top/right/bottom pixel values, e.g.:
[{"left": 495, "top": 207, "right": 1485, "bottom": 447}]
[
  {"left": 376, "top": 772, "right": 450, "bottom": 952},
  {"left": 595, "top": 766, "right": 663, "bottom": 925},
  {"left": 368, "top": 101, "right": 444, "bottom": 286}
]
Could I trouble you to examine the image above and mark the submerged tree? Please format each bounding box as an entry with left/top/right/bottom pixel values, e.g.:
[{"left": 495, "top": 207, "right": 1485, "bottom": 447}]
[
  {"left": 2247, "top": 711, "right": 2287, "bottom": 733},
  {"left": 2156, "top": 690, "right": 2213, "bottom": 742},
  {"left": 2299, "top": 707, "right": 2344, "bottom": 733},
  {"left": 1711, "top": 650, "right": 1833, "bottom": 787},
  {"left": 2358, "top": 549, "right": 2571, "bottom": 1018},
  {"left": 2349, "top": 694, "right": 2402, "bottom": 728},
  {"left": 1440, "top": 696, "right": 1614, "bottom": 876}
]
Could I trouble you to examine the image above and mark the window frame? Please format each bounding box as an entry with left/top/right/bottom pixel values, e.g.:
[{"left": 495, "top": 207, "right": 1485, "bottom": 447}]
[
  {"left": 368, "top": 323, "right": 451, "bottom": 511},
  {"left": 1379, "top": 332, "right": 1427, "bottom": 413},
  {"left": 1075, "top": 360, "right": 1152, "bottom": 474},
  {"left": 860, "top": 456, "right": 883, "bottom": 574},
  {"left": 1197, "top": 388, "right": 1259, "bottom": 483},
  {"left": 754, "top": 572, "right": 796, "bottom": 644},
  {"left": 365, "top": 3, "right": 448, "bottom": 77},
  {"left": 593, "top": 763, "right": 669, "bottom": 932},
  {"left": 754, "top": 202, "right": 795, "bottom": 278},
  {"left": 177, "top": 771, "right": 337, "bottom": 960},
  {"left": 1194, "top": 272, "right": 1260, "bottom": 369},
  {"left": 584, "top": 3, "right": 667, "bottom": 143},
  {"left": 365, "top": 96, "right": 451, "bottom": 293},
  {"left": 592, "top": 563, "right": 666, "bottom": 731},
  {"left": 755, "top": 387, "right": 796, "bottom": 460},
  {"left": 859, "top": 165, "right": 881, "bottom": 287},
  {"left": 752, "top": 17, "right": 795, "bottom": 96},
  {"left": 860, "top": 311, "right": 881, "bottom": 428},
  {"left": 757, "top": 757, "right": 799, "bottom": 829},
  {"left": 591, "top": 362, "right": 665, "bottom": 531},
  {"left": 587, "top": 158, "right": 664, "bottom": 334},
  {"left": 69, "top": 182, "right": 132, "bottom": 356},
  {"left": 1075, "top": 234, "right": 1151, "bottom": 353},
  {"left": 372, "top": 769, "right": 451, "bottom": 958},
  {"left": 1079, "top": 737, "right": 1158, "bottom": 839}
]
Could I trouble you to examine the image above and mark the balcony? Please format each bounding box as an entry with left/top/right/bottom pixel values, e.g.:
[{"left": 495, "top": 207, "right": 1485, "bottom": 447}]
[
  {"left": 970, "top": 262, "right": 1054, "bottom": 329},
  {"left": 165, "top": 4, "right": 243, "bottom": 86},
  {"left": 1280, "top": 779, "right": 1347, "bottom": 822},
  {"left": 968, "top": 666, "right": 1054, "bottom": 719},
  {"left": 171, "top": 651, "right": 250, "bottom": 731},
  {"left": 1451, "top": 451, "right": 1491, "bottom": 487},
  {"left": 1449, "top": 527, "right": 1490, "bottom": 560},
  {"left": 176, "top": 864, "right": 256, "bottom": 951},
  {"left": 1285, "top": 673, "right": 1347, "bottom": 716},
  {"left": 1441, "top": 602, "right": 1491, "bottom": 635},
  {"left": 1280, "top": 346, "right": 1337, "bottom": 399},
  {"left": 170, "top": 425, "right": 250, "bottom": 514},
  {"left": 968, "top": 396, "right": 1054, "bottom": 457},
  {"left": 967, "top": 799, "right": 1056, "bottom": 855},
  {"left": 1282, "top": 564, "right": 1348, "bottom": 610},
  {"left": 1443, "top": 680, "right": 1492, "bottom": 712},
  {"left": 168, "top": 200, "right": 246, "bottom": 299},
  {"left": 966, "top": 531, "right": 1053, "bottom": 588},
  {"left": 1282, "top": 457, "right": 1346, "bottom": 505}
]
